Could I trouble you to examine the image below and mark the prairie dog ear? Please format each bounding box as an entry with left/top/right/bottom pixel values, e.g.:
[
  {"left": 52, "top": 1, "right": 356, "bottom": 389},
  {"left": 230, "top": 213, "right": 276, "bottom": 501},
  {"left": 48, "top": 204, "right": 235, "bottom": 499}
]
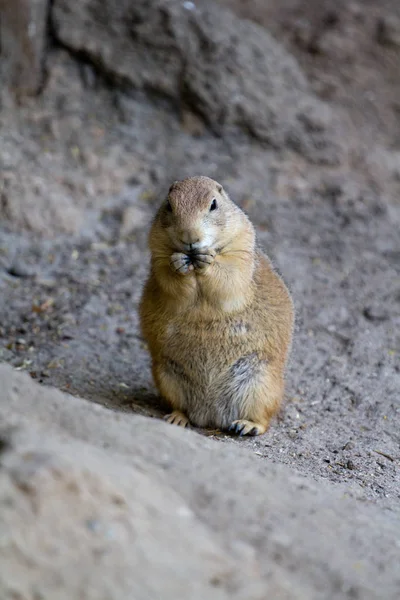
[
  {"left": 168, "top": 181, "right": 179, "bottom": 193},
  {"left": 216, "top": 184, "right": 223, "bottom": 193}
]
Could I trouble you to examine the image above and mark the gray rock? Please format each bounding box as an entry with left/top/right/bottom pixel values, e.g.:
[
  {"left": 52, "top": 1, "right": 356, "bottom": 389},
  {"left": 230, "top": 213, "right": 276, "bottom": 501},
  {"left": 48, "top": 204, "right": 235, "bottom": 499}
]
[{"left": 52, "top": 0, "right": 341, "bottom": 164}]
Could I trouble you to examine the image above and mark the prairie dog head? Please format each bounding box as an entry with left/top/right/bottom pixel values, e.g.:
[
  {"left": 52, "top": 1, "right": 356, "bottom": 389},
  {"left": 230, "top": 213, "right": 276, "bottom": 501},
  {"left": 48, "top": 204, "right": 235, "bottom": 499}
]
[{"left": 151, "top": 176, "right": 253, "bottom": 255}]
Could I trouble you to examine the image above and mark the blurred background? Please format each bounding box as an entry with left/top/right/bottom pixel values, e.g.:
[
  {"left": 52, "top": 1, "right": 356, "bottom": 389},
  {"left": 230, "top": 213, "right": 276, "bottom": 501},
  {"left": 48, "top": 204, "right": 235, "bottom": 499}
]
[{"left": 1, "top": 0, "right": 400, "bottom": 529}]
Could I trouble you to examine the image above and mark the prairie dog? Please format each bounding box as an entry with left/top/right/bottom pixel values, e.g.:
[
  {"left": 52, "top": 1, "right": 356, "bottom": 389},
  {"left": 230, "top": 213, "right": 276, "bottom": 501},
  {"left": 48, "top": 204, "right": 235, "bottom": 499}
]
[{"left": 139, "top": 176, "right": 294, "bottom": 435}]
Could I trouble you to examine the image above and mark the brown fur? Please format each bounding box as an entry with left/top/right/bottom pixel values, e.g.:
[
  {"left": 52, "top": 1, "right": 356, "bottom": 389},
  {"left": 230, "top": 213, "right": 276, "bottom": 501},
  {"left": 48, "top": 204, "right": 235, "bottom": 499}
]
[{"left": 139, "top": 176, "right": 294, "bottom": 436}]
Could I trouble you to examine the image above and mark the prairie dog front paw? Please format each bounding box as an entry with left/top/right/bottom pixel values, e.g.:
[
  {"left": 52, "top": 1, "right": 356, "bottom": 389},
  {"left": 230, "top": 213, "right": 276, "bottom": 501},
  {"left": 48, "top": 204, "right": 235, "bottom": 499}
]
[
  {"left": 192, "top": 248, "right": 216, "bottom": 271},
  {"left": 170, "top": 252, "right": 194, "bottom": 275}
]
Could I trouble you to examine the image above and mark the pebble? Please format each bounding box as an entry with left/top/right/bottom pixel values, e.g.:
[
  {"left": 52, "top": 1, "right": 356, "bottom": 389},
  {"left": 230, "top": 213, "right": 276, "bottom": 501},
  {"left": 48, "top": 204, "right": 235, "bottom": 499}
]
[
  {"left": 183, "top": 1, "right": 196, "bottom": 11},
  {"left": 6, "top": 263, "right": 35, "bottom": 278},
  {"left": 343, "top": 441, "right": 355, "bottom": 451},
  {"left": 376, "top": 16, "right": 400, "bottom": 47},
  {"left": 363, "top": 305, "right": 388, "bottom": 322}
]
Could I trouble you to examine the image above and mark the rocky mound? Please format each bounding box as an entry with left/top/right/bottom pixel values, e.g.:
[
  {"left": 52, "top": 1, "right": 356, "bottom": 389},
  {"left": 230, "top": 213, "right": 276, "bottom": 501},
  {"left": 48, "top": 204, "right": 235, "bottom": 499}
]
[
  {"left": 1, "top": 364, "right": 399, "bottom": 599},
  {"left": 52, "top": 0, "right": 341, "bottom": 165}
]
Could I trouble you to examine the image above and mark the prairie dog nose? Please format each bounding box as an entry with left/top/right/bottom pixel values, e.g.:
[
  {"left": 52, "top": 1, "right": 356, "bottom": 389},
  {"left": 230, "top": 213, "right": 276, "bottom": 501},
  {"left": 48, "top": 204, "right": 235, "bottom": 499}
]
[
  {"left": 179, "top": 232, "right": 201, "bottom": 248},
  {"left": 181, "top": 241, "right": 200, "bottom": 252}
]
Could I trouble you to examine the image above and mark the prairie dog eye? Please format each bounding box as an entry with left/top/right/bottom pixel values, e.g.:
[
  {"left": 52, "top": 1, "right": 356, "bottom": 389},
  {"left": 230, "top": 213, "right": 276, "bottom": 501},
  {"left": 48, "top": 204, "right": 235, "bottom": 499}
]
[
  {"left": 166, "top": 200, "right": 173, "bottom": 212},
  {"left": 210, "top": 198, "right": 218, "bottom": 211}
]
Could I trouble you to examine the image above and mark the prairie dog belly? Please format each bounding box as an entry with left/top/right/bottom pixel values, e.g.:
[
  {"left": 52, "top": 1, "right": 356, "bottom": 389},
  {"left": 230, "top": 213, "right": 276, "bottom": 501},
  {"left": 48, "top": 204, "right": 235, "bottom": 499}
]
[
  {"left": 163, "top": 314, "right": 258, "bottom": 378},
  {"left": 160, "top": 315, "right": 266, "bottom": 428}
]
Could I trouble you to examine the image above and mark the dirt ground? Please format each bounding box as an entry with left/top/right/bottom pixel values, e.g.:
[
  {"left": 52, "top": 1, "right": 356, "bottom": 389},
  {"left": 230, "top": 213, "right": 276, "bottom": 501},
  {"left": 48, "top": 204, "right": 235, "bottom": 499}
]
[{"left": 0, "top": 1, "right": 399, "bottom": 596}]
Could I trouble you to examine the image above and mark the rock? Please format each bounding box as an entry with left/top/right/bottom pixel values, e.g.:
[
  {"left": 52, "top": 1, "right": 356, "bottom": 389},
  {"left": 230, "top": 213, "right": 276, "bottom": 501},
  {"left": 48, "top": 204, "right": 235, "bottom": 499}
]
[
  {"left": 1, "top": 436, "right": 258, "bottom": 600},
  {"left": 6, "top": 262, "right": 36, "bottom": 278},
  {"left": 363, "top": 305, "right": 389, "bottom": 322},
  {"left": 0, "top": 364, "right": 399, "bottom": 598},
  {"left": 0, "top": 0, "right": 49, "bottom": 97},
  {"left": 52, "top": 0, "right": 341, "bottom": 164}
]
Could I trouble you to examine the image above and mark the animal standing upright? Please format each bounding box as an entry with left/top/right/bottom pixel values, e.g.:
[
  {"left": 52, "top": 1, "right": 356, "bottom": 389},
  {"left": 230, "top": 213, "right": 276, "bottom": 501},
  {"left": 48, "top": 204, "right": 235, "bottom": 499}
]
[{"left": 139, "top": 176, "right": 294, "bottom": 435}]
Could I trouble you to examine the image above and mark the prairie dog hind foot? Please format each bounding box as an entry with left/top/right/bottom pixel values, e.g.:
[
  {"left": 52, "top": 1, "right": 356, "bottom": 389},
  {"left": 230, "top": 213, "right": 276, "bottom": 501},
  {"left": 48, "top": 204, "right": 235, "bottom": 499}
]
[
  {"left": 164, "top": 410, "right": 190, "bottom": 428},
  {"left": 228, "top": 419, "right": 267, "bottom": 436}
]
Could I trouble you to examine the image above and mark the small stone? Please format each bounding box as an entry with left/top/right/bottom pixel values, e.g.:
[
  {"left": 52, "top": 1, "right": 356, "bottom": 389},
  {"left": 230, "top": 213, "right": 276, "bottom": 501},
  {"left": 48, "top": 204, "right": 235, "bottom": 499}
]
[
  {"left": 376, "top": 16, "right": 400, "bottom": 47},
  {"left": 363, "top": 306, "right": 388, "bottom": 322},
  {"left": 7, "top": 263, "right": 35, "bottom": 278},
  {"left": 346, "top": 460, "right": 355, "bottom": 470},
  {"left": 183, "top": 1, "right": 196, "bottom": 11},
  {"left": 343, "top": 441, "right": 355, "bottom": 451}
]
